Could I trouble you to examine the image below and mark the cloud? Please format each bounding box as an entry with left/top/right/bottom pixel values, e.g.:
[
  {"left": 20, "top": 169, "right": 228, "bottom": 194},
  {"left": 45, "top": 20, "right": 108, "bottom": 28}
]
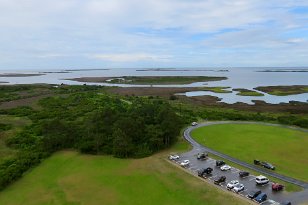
[
  {"left": 0, "top": 0, "right": 307, "bottom": 68},
  {"left": 91, "top": 53, "right": 172, "bottom": 62}
]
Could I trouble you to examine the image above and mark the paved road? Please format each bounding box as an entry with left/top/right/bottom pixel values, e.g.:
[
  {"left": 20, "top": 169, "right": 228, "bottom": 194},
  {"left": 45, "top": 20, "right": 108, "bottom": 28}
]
[{"left": 181, "top": 121, "right": 308, "bottom": 204}]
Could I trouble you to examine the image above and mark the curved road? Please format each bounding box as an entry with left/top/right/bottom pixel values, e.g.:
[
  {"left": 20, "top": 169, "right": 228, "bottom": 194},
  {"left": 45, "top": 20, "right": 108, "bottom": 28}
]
[{"left": 183, "top": 121, "right": 308, "bottom": 204}]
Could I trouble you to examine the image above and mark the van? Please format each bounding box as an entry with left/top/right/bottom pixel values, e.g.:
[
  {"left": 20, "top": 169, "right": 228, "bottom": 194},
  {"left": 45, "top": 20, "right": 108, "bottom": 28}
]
[{"left": 255, "top": 175, "right": 269, "bottom": 185}]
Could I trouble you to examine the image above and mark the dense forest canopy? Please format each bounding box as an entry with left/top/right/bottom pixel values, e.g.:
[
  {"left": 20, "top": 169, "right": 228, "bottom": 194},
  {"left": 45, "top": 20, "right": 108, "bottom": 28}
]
[{"left": 0, "top": 89, "right": 183, "bottom": 190}]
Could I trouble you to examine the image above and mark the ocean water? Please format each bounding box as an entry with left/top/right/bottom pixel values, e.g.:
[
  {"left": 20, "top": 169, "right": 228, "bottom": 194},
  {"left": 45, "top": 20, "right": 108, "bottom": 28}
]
[{"left": 0, "top": 67, "right": 307, "bottom": 104}]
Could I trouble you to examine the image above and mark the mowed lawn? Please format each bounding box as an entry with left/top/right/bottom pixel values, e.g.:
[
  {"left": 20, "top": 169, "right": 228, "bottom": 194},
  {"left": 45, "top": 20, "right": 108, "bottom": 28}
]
[
  {"left": 191, "top": 123, "right": 308, "bottom": 182},
  {"left": 0, "top": 151, "right": 245, "bottom": 205}
]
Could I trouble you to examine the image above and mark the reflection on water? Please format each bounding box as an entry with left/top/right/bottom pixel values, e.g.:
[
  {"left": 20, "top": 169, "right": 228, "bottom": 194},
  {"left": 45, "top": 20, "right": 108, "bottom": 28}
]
[{"left": 0, "top": 67, "right": 307, "bottom": 104}]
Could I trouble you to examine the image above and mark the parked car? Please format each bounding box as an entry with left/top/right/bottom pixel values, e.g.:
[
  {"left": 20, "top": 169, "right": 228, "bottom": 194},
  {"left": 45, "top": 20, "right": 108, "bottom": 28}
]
[
  {"left": 180, "top": 160, "right": 190, "bottom": 167},
  {"left": 261, "top": 162, "right": 275, "bottom": 170},
  {"left": 191, "top": 122, "right": 198, "bottom": 126},
  {"left": 214, "top": 176, "right": 226, "bottom": 185},
  {"left": 254, "top": 159, "right": 260, "bottom": 165},
  {"left": 197, "top": 152, "right": 208, "bottom": 160},
  {"left": 233, "top": 184, "right": 245, "bottom": 193},
  {"left": 272, "top": 183, "right": 284, "bottom": 191},
  {"left": 227, "top": 180, "right": 239, "bottom": 189},
  {"left": 216, "top": 160, "right": 225, "bottom": 167},
  {"left": 239, "top": 171, "right": 249, "bottom": 177},
  {"left": 198, "top": 167, "right": 213, "bottom": 177},
  {"left": 169, "top": 154, "right": 180, "bottom": 160},
  {"left": 256, "top": 175, "right": 269, "bottom": 185},
  {"left": 220, "top": 165, "right": 231, "bottom": 171},
  {"left": 255, "top": 193, "right": 267, "bottom": 203},
  {"left": 247, "top": 189, "right": 261, "bottom": 199}
]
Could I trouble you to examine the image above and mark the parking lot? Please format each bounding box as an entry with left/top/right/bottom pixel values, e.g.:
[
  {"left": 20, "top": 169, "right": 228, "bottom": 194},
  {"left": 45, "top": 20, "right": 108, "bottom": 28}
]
[{"left": 170, "top": 148, "right": 289, "bottom": 204}]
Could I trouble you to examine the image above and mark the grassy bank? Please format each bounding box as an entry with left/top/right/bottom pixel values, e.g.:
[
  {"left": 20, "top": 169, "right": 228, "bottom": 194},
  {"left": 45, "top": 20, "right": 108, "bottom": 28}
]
[
  {"left": 233, "top": 88, "right": 264, "bottom": 96},
  {"left": 0, "top": 150, "right": 245, "bottom": 205},
  {"left": 255, "top": 85, "right": 308, "bottom": 96},
  {"left": 191, "top": 123, "right": 308, "bottom": 182}
]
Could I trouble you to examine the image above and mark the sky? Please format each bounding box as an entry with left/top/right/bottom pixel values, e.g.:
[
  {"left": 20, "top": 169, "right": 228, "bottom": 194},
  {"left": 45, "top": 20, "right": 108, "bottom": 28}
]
[{"left": 0, "top": 0, "right": 308, "bottom": 70}]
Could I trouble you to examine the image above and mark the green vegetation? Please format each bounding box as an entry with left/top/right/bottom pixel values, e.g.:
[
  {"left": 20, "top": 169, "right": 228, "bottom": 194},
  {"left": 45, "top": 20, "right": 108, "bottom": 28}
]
[
  {"left": 1, "top": 84, "right": 308, "bottom": 203},
  {"left": 233, "top": 88, "right": 264, "bottom": 96},
  {"left": 71, "top": 76, "right": 227, "bottom": 84},
  {"left": 0, "top": 151, "right": 245, "bottom": 205},
  {"left": 110, "top": 76, "right": 227, "bottom": 84},
  {"left": 191, "top": 123, "right": 308, "bottom": 182},
  {"left": 202, "top": 87, "right": 231, "bottom": 93},
  {"left": 0, "top": 84, "right": 52, "bottom": 103},
  {"left": 0, "top": 90, "right": 183, "bottom": 190},
  {"left": 255, "top": 85, "right": 308, "bottom": 96},
  {"left": 0, "top": 115, "right": 31, "bottom": 163}
]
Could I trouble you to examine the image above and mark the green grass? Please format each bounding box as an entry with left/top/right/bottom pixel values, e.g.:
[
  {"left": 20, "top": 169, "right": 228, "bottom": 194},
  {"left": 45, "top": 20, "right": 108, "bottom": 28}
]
[
  {"left": 191, "top": 123, "right": 308, "bottom": 182},
  {"left": 233, "top": 88, "right": 264, "bottom": 96},
  {"left": 202, "top": 87, "right": 231, "bottom": 93},
  {"left": 0, "top": 115, "right": 31, "bottom": 162},
  {"left": 0, "top": 151, "right": 246, "bottom": 205},
  {"left": 255, "top": 85, "right": 308, "bottom": 96}
]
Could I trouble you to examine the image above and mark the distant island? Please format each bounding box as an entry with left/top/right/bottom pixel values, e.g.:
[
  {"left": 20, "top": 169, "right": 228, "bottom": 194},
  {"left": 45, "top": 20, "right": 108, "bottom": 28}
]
[
  {"left": 0, "top": 73, "right": 45, "bottom": 77},
  {"left": 39, "top": 71, "right": 71, "bottom": 74},
  {"left": 136, "top": 68, "right": 229, "bottom": 72},
  {"left": 66, "top": 76, "right": 228, "bottom": 85},
  {"left": 64, "top": 68, "right": 110, "bottom": 71},
  {"left": 257, "top": 68, "right": 308, "bottom": 72}
]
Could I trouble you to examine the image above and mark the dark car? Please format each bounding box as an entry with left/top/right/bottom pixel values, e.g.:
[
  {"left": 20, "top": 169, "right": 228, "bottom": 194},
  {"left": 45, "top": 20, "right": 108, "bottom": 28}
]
[
  {"left": 272, "top": 183, "right": 284, "bottom": 191},
  {"left": 198, "top": 167, "right": 213, "bottom": 177},
  {"left": 197, "top": 152, "right": 208, "bottom": 160},
  {"left": 280, "top": 201, "right": 291, "bottom": 205},
  {"left": 254, "top": 159, "right": 260, "bottom": 165},
  {"left": 261, "top": 162, "right": 275, "bottom": 170},
  {"left": 239, "top": 171, "right": 249, "bottom": 177},
  {"left": 216, "top": 160, "right": 225, "bottom": 167},
  {"left": 255, "top": 193, "right": 267, "bottom": 203},
  {"left": 247, "top": 189, "right": 261, "bottom": 199},
  {"left": 214, "top": 176, "right": 226, "bottom": 185}
]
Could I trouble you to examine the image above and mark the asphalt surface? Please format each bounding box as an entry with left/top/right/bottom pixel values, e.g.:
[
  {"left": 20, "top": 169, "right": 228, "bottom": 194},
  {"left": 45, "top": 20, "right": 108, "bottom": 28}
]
[{"left": 172, "top": 121, "right": 308, "bottom": 205}]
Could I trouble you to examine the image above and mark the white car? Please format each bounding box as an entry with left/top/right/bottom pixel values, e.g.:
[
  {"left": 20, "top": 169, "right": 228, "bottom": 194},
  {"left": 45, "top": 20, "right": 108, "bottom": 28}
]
[
  {"left": 180, "top": 160, "right": 190, "bottom": 167},
  {"left": 256, "top": 175, "right": 269, "bottom": 185},
  {"left": 191, "top": 122, "right": 198, "bottom": 126},
  {"left": 220, "top": 165, "right": 231, "bottom": 171},
  {"left": 227, "top": 180, "right": 239, "bottom": 189},
  {"left": 169, "top": 154, "right": 180, "bottom": 160},
  {"left": 233, "top": 184, "right": 245, "bottom": 193}
]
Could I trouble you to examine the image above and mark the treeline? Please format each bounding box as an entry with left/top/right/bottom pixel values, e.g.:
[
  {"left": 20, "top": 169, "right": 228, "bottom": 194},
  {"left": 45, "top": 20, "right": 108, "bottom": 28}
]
[
  {"left": 174, "top": 104, "right": 308, "bottom": 129},
  {"left": 0, "top": 92, "right": 183, "bottom": 190}
]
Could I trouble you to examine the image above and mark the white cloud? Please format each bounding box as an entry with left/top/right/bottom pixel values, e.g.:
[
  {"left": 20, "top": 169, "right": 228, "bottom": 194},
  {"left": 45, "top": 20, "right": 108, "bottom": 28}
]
[{"left": 0, "top": 0, "right": 307, "bottom": 68}]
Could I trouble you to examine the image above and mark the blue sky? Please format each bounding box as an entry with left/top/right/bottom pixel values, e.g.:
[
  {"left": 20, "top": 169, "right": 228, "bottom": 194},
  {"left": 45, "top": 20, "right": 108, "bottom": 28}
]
[{"left": 0, "top": 0, "right": 308, "bottom": 70}]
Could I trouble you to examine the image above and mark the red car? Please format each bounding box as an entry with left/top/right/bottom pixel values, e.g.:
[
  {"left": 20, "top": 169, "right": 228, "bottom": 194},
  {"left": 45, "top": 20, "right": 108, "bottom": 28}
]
[{"left": 272, "top": 183, "right": 284, "bottom": 191}]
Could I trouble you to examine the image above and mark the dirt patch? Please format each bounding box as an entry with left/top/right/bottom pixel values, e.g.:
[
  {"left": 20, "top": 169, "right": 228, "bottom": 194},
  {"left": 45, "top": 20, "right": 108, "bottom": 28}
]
[
  {"left": 107, "top": 87, "right": 204, "bottom": 97},
  {"left": 0, "top": 94, "right": 53, "bottom": 110}
]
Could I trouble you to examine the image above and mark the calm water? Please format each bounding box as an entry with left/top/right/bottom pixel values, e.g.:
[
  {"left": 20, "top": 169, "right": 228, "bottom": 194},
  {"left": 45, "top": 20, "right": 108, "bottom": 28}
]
[{"left": 0, "top": 67, "right": 307, "bottom": 104}]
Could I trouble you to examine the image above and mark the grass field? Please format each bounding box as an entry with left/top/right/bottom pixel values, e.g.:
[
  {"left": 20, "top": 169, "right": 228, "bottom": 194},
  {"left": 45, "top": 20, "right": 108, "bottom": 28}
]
[
  {"left": 0, "top": 149, "right": 246, "bottom": 205},
  {"left": 191, "top": 123, "right": 308, "bottom": 182}
]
